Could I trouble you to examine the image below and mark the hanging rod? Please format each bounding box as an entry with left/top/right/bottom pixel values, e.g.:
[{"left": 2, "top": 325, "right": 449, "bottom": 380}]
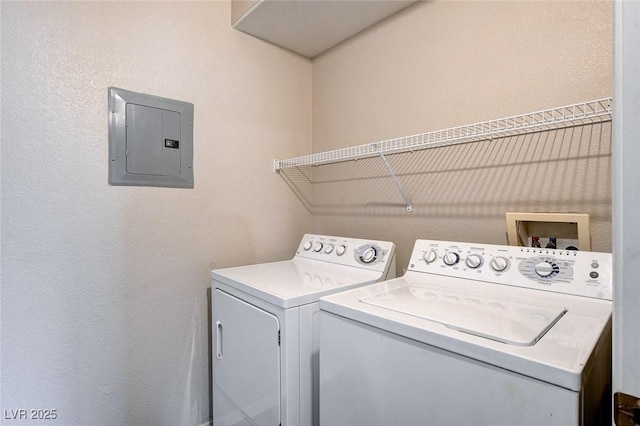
[{"left": 273, "top": 97, "right": 612, "bottom": 172}]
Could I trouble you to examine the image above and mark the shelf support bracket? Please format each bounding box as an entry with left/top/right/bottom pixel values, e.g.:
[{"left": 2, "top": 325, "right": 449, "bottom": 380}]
[{"left": 378, "top": 151, "right": 413, "bottom": 212}]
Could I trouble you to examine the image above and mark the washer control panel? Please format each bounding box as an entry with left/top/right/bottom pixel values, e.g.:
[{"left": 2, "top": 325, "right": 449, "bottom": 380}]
[
  {"left": 296, "top": 234, "right": 395, "bottom": 273},
  {"left": 408, "top": 240, "right": 612, "bottom": 300}
]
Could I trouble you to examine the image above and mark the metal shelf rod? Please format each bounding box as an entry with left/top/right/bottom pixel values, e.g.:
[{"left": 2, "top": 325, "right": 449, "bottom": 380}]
[
  {"left": 273, "top": 97, "right": 612, "bottom": 172},
  {"left": 378, "top": 152, "right": 413, "bottom": 212}
]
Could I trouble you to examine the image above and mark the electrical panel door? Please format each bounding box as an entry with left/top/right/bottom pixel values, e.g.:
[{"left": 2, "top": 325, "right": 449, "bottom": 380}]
[{"left": 125, "top": 104, "right": 181, "bottom": 177}]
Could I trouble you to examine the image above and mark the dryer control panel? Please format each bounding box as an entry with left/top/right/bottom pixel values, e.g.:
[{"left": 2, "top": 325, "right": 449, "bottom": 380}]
[
  {"left": 407, "top": 240, "right": 612, "bottom": 300},
  {"left": 296, "top": 234, "right": 395, "bottom": 274}
]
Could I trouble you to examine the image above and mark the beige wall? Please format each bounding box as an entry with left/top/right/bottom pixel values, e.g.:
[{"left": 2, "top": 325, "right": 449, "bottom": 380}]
[
  {"left": 309, "top": 1, "right": 613, "bottom": 274},
  {"left": 1, "top": 2, "right": 311, "bottom": 424},
  {"left": 231, "top": 0, "right": 259, "bottom": 24}
]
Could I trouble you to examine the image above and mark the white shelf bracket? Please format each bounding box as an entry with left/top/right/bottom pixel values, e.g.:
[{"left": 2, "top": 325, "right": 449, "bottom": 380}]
[{"left": 377, "top": 150, "right": 413, "bottom": 212}]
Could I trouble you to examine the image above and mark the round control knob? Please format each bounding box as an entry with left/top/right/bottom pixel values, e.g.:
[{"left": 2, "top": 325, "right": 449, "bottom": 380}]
[
  {"left": 534, "top": 261, "right": 556, "bottom": 277},
  {"left": 490, "top": 256, "right": 510, "bottom": 272},
  {"left": 423, "top": 249, "right": 438, "bottom": 264},
  {"left": 313, "top": 242, "right": 323, "bottom": 252},
  {"left": 465, "top": 254, "right": 483, "bottom": 269},
  {"left": 360, "top": 247, "right": 377, "bottom": 264},
  {"left": 443, "top": 252, "right": 460, "bottom": 266},
  {"left": 336, "top": 245, "right": 347, "bottom": 256},
  {"left": 324, "top": 244, "right": 334, "bottom": 254},
  {"left": 303, "top": 241, "right": 313, "bottom": 251}
]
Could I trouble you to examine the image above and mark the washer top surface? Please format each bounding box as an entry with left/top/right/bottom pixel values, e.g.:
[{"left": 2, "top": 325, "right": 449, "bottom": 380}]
[
  {"left": 360, "top": 280, "right": 567, "bottom": 346},
  {"left": 320, "top": 239, "right": 613, "bottom": 391},
  {"left": 212, "top": 234, "right": 395, "bottom": 309}
]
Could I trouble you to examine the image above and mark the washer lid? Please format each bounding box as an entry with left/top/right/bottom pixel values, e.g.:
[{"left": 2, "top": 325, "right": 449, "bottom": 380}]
[{"left": 360, "top": 283, "right": 567, "bottom": 346}]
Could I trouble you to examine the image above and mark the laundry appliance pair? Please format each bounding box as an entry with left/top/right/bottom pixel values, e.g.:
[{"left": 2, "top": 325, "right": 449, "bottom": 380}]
[{"left": 212, "top": 234, "right": 612, "bottom": 426}]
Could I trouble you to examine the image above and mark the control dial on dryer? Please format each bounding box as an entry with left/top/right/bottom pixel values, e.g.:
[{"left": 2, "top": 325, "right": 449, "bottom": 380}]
[
  {"left": 443, "top": 252, "right": 460, "bottom": 266},
  {"left": 465, "top": 254, "right": 483, "bottom": 269},
  {"left": 313, "top": 242, "right": 323, "bottom": 252},
  {"left": 423, "top": 249, "right": 438, "bottom": 264},
  {"left": 324, "top": 244, "right": 335, "bottom": 254},
  {"left": 490, "top": 256, "right": 510, "bottom": 272},
  {"left": 360, "top": 246, "right": 378, "bottom": 264},
  {"left": 303, "top": 241, "right": 313, "bottom": 251},
  {"left": 336, "top": 245, "right": 347, "bottom": 256}
]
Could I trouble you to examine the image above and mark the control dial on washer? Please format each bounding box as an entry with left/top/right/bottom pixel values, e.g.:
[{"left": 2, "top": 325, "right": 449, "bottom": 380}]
[
  {"left": 443, "top": 252, "right": 460, "bottom": 266},
  {"left": 423, "top": 249, "right": 438, "bottom": 264},
  {"left": 465, "top": 254, "right": 483, "bottom": 269},
  {"left": 534, "top": 261, "right": 559, "bottom": 277},
  {"left": 324, "top": 244, "right": 334, "bottom": 254},
  {"left": 336, "top": 245, "right": 347, "bottom": 256},
  {"left": 313, "top": 242, "right": 323, "bottom": 252},
  {"left": 359, "top": 246, "right": 378, "bottom": 264},
  {"left": 303, "top": 241, "right": 313, "bottom": 251},
  {"left": 490, "top": 256, "right": 510, "bottom": 272}
]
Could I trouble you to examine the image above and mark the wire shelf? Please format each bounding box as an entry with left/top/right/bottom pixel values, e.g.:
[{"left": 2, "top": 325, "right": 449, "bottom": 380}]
[{"left": 273, "top": 97, "right": 612, "bottom": 171}]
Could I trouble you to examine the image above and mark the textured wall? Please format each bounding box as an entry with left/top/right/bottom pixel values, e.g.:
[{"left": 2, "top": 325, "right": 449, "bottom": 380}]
[
  {"left": 310, "top": 1, "right": 613, "bottom": 274},
  {"left": 0, "top": 2, "right": 311, "bottom": 425}
]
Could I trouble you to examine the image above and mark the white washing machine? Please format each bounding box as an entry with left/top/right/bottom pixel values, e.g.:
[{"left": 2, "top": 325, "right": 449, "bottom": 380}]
[
  {"left": 319, "top": 239, "right": 612, "bottom": 426},
  {"left": 211, "top": 234, "right": 396, "bottom": 426}
]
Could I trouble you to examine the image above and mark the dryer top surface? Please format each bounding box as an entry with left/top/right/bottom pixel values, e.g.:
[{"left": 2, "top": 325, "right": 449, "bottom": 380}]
[{"left": 213, "top": 258, "right": 384, "bottom": 309}]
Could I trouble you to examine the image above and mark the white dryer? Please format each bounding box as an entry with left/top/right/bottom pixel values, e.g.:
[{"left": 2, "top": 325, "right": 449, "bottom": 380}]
[
  {"left": 319, "top": 239, "right": 612, "bottom": 426},
  {"left": 211, "top": 234, "right": 396, "bottom": 426}
]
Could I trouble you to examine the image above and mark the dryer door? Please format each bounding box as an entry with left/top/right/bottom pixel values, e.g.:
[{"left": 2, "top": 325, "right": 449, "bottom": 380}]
[{"left": 213, "top": 289, "right": 281, "bottom": 426}]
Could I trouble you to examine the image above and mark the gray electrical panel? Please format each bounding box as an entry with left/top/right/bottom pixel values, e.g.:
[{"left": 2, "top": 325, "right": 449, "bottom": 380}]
[{"left": 108, "top": 87, "right": 194, "bottom": 188}]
